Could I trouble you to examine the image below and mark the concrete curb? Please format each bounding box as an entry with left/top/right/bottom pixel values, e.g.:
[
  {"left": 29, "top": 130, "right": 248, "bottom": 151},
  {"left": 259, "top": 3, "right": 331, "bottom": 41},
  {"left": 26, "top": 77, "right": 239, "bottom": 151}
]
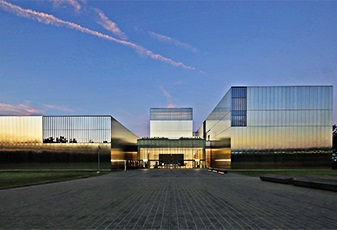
[
  {"left": 292, "top": 180, "right": 337, "bottom": 192},
  {"left": 260, "top": 175, "right": 337, "bottom": 192},
  {"left": 207, "top": 167, "right": 228, "bottom": 174},
  {"left": 260, "top": 175, "right": 294, "bottom": 184}
]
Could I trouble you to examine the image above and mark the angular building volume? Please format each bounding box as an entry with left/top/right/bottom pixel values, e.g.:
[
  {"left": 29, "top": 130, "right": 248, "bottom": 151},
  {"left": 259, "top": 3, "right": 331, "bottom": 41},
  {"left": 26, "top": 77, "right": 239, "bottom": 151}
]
[
  {"left": 0, "top": 85, "right": 333, "bottom": 170},
  {"left": 197, "top": 86, "right": 333, "bottom": 169},
  {"left": 0, "top": 116, "right": 138, "bottom": 170},
  {"left": 138, "top": 108, "right": 205, "bottom": 169}
]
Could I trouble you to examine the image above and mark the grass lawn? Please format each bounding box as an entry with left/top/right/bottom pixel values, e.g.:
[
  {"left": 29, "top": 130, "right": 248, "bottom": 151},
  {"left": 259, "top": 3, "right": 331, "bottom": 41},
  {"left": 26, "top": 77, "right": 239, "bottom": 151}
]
[
  {"left": 231, "top": 169, "right": 337, "bottom": 182},
  {"left": 0, "top": 170, "right": 110, "bottom": 190}
]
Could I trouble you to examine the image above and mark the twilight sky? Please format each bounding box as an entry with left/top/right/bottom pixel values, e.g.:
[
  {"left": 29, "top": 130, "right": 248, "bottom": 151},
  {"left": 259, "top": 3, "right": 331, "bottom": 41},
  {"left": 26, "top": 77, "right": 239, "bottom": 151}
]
[{"left": 1, "top": 0, "right": 336, "bottom": 137}]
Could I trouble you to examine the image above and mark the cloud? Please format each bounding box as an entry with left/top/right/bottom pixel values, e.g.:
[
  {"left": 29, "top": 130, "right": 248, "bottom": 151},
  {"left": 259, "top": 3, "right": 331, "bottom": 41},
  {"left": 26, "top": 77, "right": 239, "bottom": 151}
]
[
  {"left": 148, "top": 31, "right": 198, "bottom": 53},
  {"left": 51, "top": 2, "right": 127, "bottom": 39},
  {"left": 43, "top": 104, "right": 76, "bottom": 112},
  {"left": 0, "top": 0, "right": 195, "bottom": 70},
  {"left": 51, "top": 0, "right": 82, "bottom": 12},
  {"left": 160, "top": 86, "right": 173, "bottom": 100},
  {"left": 160, "top": 86, "right": 176, "bottom": 108},
  {"left": 0, "top": 101, "right": 76, "bottom": 115},
  {"left": 93, "top": 8, "right": 126, "bottom": 40},
  {"left": 166, "top": 104, "right": 176, "bottom": 109},
  {"left": 0, "top": 102, "right": 44, "bottom": 115}
]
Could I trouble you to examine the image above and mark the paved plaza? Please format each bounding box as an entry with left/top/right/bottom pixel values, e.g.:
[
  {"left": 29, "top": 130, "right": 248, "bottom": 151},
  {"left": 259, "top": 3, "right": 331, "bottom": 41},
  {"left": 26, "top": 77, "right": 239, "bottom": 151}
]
[{"left": 0, "top": 169, "right": 337, "bottom": 229}]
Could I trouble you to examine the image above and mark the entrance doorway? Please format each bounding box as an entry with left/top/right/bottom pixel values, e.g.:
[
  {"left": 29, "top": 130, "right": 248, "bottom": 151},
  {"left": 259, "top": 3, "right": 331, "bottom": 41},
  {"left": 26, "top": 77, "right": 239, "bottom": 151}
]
[{"left": 159, "top": 154, "right": 184, "bottom": 168}]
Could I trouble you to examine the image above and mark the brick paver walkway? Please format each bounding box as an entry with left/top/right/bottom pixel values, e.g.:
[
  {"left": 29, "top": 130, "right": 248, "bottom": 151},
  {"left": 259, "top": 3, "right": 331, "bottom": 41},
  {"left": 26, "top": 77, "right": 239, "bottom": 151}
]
[{"left": 0, "top": 169, "right": 337, "bottom": 229}]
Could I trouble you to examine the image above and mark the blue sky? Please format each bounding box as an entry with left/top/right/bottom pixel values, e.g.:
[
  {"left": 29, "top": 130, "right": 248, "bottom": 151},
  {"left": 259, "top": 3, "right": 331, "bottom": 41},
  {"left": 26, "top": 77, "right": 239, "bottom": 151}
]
[{"left": 0, "top": 0, "right": 336, "bottom": 137}]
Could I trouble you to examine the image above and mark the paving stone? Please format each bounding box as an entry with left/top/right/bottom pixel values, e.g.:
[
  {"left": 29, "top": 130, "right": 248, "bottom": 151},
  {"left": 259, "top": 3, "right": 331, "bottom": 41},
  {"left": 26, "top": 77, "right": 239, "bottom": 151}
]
[{"left": 1, "top": 169, "right": 337, "bottom": 229}]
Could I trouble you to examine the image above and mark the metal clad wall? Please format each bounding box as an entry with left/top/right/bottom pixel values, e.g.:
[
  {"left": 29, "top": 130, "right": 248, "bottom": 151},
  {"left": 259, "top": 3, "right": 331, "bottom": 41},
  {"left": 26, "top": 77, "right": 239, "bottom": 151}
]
[
  {"left": 198, "top": 85, "right": 333, "bottom": 169},
  {"left": 150, "top": 108, "right": 193, "bottom": 138},
  {"left": 150, "top": 108, "right": 193, "bottom": 120},
  {"left": 43, "top": 116, "right": 111, "bottom": 143},
  {"left": 0, "top": 116, "right": 43, "bottom": 143},
  {"left": 231, "top": 87, "right": 247, "bottom": 127},
  {"left": 201, "top": 89, "right": 232, "bottom": 141},
  {"left": 232, "top": 86, "right": 333, "bottom": 150}
]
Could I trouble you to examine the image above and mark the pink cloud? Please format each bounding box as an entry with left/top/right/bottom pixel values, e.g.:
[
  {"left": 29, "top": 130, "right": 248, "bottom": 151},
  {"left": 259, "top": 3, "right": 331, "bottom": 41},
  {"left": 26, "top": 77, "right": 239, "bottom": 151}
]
[
  {"left": 167, "top": 104, "right": 176, "bottom": 108},
  {"left": 160, "top": 86, "right": 173, "bottom": 100},
  {"left": 94, "top": 8, "right": 126, "bottom": 39},
  {"left": 0, "top": 102, "right": 44, "bottom": 115},
  {"left": 160, "top": 86, "right": 176, "bottom": 108},
  {"left": 0, "top": 0, "right": 195, "bottom": 70},
  {"left": 43, "top": 104, "right": 77, "bottom": 112},
  {"left": 148, "top": 31, "right": 198, "bottom": 53},
  {"left": 51, "top": 0, "right": 81, "bottom": 12}
]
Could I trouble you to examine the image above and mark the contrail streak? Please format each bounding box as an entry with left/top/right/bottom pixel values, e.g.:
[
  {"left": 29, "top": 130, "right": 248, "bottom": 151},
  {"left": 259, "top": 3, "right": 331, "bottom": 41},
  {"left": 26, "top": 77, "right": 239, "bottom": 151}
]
[
  {"left": 149, "top": 31, "right": 198, "bottom": 53},
  {"left": 94, "top": 8, "right": 126, "bottom": 40},
  {"left": 0, "top": 0, "right": 195, "bottom": 70}
]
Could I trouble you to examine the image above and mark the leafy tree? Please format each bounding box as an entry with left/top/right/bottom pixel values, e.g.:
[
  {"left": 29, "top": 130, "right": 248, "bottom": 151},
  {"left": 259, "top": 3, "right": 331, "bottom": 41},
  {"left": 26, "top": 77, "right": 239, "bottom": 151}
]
[
  {"left": 69, "top": 138, "right": 77, "bottom": 143},
  {"left": 43, "top": 137, "right": 54, "bottom": 143}
]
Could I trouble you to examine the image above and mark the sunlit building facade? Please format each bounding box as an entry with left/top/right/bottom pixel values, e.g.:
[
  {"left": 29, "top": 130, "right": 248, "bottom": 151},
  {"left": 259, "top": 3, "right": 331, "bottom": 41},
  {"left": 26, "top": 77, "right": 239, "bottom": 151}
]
[
  {"left": 1, "top": 86, "right": 333, "bottom": 170},
  {"left": 150, "top": 108, "right": 193, "bottom": 138},
  {"left": 138, "top": 108, "right": 205, "bottom": 168},
  {"left": 197, "top": 86, "right": 333, "bottom": 169},
  {"left": 0, "top": 116, "right": 138, "bottom": 170}
]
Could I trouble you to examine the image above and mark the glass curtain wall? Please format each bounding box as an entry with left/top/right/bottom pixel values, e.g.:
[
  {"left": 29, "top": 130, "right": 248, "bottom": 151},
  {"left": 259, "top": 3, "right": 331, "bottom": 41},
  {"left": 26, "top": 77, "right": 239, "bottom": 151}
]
[
  {"left": 111, "top": 117, "right": 139, "bottom": 170},
  {"left": 231, "top": 87, "right": 247, "bottom": 126},
  {"left": 42, "top": 116, "right": 112, "bottom": 170},
  {"left": 150, "top": 108, "right": 193, "bottom": 120},
  {"left": 231, "top": 86, "right": 333, "bottom": 168},
  {"left": 196, "top": 89, "right": 232, "bottom": 169},
  {"left": 0, "top": 116, "right": 112, "bottom": 169},
  {"left": 1, "top": 115, "right": 139, "bottom": 170},
  {"left": 43, "top": 116, "right": 111, "bottom": 143},
  {"left": 138, "top": 138, "right": 205, "bottom": 168},
  {"left": 150, "top": 108, "right": 193, "bottom": 138},
  {"left": 232, "top": 86, "right": 333, "bottom": 151},
  {"left": 0, "top": 116, "right": 43, "bottom": 143},
  {"left": 197, "top": 85, "right": 333, "bottom": 169}
]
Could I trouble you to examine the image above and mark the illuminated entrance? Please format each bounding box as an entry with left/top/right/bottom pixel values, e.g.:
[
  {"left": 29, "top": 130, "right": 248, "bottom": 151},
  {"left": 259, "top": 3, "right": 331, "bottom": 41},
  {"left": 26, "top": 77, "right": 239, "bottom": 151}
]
[
  {"left": 137, "top": 138, "right": 205, "bottom": 169},
  {"left": 159, "top": 154, "right": 184, "bottom": 168}
]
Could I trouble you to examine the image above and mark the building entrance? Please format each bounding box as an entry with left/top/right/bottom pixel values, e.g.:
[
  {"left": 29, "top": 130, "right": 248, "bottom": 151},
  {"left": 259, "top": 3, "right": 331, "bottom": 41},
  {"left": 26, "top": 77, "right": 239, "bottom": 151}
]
[{"left": 159, "top": 154, "right": 184, "bottom": 168}]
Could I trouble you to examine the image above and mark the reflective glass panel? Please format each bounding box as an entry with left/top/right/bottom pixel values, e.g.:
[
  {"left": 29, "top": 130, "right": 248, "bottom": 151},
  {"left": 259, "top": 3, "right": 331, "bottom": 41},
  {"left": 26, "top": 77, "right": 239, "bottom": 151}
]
[
  {"left": 0, "top": 116, "right": 43, "bottom": 143},
  {"left": 43, "top": 116, "right": 111, "bottom": 143}
]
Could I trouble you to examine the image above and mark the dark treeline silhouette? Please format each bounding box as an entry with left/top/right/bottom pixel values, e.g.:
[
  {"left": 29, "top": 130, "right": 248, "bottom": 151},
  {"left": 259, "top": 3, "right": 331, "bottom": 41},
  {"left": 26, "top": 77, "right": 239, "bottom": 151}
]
[{"left": 43, "top": 136, "right": 77, "bottom": 143}]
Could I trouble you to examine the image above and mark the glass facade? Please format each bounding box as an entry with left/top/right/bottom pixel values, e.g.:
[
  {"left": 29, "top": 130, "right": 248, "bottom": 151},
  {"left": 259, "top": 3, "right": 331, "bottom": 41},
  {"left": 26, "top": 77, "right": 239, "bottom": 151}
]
[
  {"left": 196, "top": 90, "right": 232, "bottom": 169},
  {"left": 138, "top": 138, "right": 205, "bottom": 168},
  {"left": 197, "top": 90, "right": 231, "bottom": 142},
  {"left": 111, "top": 117, "right": 138, "bottom": 170},
  {"left": 145, "top": 108, "right": 203, "bottom": 168},
  {"left": 150, "top": 108, "right": 193, "bottom": 139},
  {"left": 0, "top": 115, "right": 138, "bottom": 170},
  {"left": 150, "top": 108, "right": 193, "bottom": 120},
  {"left": 43, "top": 116, "right": 111, "bottom": 143},
  {"left": 0, "top": 116, "right": 43, "bottom": 143},
  {"left": 197, "top": 85, "right": 333, "bottom": 169},
  {"left": 0, "top": 86, "right": 333, "bottom": 170},
  {"left": 233, "top": 86, "right": 332, "bottom": 151},
  {"left": 231, "top": 87, "right": 247, "bottom": 127}
]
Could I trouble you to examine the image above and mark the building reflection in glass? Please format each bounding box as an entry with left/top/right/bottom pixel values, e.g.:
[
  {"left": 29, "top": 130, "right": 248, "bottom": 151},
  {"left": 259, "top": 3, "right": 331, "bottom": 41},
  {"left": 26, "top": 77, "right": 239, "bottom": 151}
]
[
  {"left": 138, "top": 138, "right": 205, "bottom": 169},
  {"left": 0, "top": 116, "right": 43, "bottom": 143},
  {"left": 197, "top": 86, "right": 333, "bottom": 169},
  {"left": 0, "top": 116, "right": 138, "bottom": 170}
]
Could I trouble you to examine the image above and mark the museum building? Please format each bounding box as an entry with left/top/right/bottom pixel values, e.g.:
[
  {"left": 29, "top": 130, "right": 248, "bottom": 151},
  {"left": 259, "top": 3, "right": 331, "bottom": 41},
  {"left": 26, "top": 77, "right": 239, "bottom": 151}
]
[
  {"left": 0, "top": 116, "right": 138, "bottom": 170},
  {"left": 197, "top": 86, "right": 333, "bottom": 169},
  {"left": 138, "top": 108, "right": 205, "bottom": 169},
  {"left": 0, "top": 85, "right": 334, "bottom": 169}
]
